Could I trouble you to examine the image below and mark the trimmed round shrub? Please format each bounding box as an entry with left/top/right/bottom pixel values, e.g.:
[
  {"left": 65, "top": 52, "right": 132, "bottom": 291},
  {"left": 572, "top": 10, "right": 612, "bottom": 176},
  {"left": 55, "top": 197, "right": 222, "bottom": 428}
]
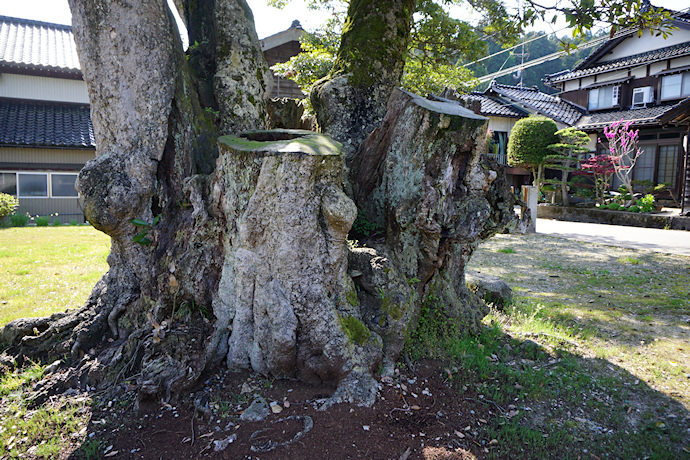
[{"left": 507, "top": 116, "right": 559, "bottom": 170}]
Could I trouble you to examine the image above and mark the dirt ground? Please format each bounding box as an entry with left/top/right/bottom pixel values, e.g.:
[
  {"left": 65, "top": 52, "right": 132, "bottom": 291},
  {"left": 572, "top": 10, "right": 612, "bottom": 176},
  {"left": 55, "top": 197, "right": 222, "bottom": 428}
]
[{"left": 82, "top": 361, "right": 493, "bottom": 460}]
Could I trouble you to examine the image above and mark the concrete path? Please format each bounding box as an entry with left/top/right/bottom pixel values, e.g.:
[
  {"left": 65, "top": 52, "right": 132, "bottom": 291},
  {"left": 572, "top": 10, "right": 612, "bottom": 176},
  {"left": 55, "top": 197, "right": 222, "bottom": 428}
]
[{"left": 536, "top": 218, "right": 690, "bottom": 257}]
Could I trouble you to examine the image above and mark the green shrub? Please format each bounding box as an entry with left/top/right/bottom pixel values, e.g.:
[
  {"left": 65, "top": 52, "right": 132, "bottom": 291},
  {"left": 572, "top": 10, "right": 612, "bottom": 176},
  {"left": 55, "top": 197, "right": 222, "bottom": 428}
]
[
  {"left": 0, "top": 193, "right": 19, "bottom": 220},
  {"left": 10, "top": 213, "right": 29, "bottom": 227},
  {"left": 627, "top": 205, "right": 640, "bottom": 213},
  {"left": 70, "top": 219, "right": 80, "bottom": 226},
  {"left": 599, "top": 204, "right": 609, "bottom": 210},
  {"left": 52, "top": 216, "right": 62, "bottom": 226},
  {"left": 507, "top": 116, "right": 559, "bottom": 190},
  {"left": 636, "top": 194, "right": 655, "bottom": 213},
  {"left": 35, "top": 216, "right": 50, "bottom": 227},
  {"left": 608, "top": 202, "right": 622, "bottom": 211}
]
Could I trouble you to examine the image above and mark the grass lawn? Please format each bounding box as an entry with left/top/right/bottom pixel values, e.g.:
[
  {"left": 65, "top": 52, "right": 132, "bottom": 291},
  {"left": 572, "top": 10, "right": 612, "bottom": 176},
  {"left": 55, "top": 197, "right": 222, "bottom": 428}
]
[{"left": 0, "top": 226, "right": 110, "bottom": 325}]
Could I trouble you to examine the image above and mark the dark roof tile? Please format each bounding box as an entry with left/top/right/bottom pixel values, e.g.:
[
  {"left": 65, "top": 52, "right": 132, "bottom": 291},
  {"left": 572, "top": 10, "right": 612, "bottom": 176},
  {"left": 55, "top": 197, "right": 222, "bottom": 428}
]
[
  {"left": 0, "top": 15, "right": 80, "bottom": 74},
  {"left": 459, "top": 92, "right": 528, "bottom": 118},
  {"left": 487, "top": 82, "right": 584, "bottom": 125},
  {"left": 0, "top": 98, "right": 95, "bottom": 148},
  {"left": 545, "top": 41, "right": 690, "bottom": 84},
  {"left": 575, "top": 100, "right": 687, "bottom": 130}
]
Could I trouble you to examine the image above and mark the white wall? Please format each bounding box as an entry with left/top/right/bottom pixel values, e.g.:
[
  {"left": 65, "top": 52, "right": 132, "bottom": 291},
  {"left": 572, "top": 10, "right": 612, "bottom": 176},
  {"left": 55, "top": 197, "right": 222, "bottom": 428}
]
[
  {"left": 487, "top": 116, "right": 518, "bottom": 133},
  {"left": 670, "top": 55, "right": 690, "bottom": 68},
  {"left": 631, "top": 67, "right": 647, "bottom": 78},
  {"left": 564, "top": 80, "right": 580, "bottom": 91},
  {"left": 650, "top": 62, "right": 667, "bottom": 74},
  {"left": 601, "top": 28, "right": 690, "bottom": 62},
  {"left": 0, "top": 73, "right": 88, "bottom": 103}
]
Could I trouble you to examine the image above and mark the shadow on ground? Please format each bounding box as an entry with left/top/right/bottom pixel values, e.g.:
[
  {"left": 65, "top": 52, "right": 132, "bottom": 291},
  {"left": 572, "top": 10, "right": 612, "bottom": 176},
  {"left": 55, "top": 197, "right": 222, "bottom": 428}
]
[{"left": 55, "top": 327, "right": 690, "bottom": 460}]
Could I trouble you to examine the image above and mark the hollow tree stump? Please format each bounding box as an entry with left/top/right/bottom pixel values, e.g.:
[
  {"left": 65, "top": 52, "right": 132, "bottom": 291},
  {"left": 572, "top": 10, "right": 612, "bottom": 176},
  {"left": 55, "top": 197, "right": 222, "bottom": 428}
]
[{"left": 212, "top": 129, "right": 382, "bottom": 406}]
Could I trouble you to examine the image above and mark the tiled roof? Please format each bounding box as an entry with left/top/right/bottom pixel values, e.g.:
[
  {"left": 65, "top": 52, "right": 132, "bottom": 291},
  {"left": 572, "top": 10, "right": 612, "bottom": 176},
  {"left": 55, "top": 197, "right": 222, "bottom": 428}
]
[
  {"left": 575, "top": 100, "right": 687, "bottom": 131},
  {"left": 487, "top": 82, "right": 584, "bottom": 126},
  {"left": 0, "top": 98, "right": 95, "bottom": 148},
  {"left": 545, "top": 41, "right": 690, "bottom": 84},
  {"left": 459, "top": 92, "right": 528, "bottom": 118},
  {"left": 0, "top": 15, "right": 81, "bottom": 75}
]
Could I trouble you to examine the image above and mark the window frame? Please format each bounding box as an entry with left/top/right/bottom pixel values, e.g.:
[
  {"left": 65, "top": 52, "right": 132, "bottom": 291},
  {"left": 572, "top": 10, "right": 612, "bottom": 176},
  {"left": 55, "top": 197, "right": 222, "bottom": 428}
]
[
  {"left": 0, "top": 171, "right": 18, "bottom": 196},
  {"left": 588, "top": 85, "right": 620, "bottom": 111},
  {"left": 17, "top": 172, "right": 49, "bottom": 199},
  {"left": 0, "top": 171, "right": 81, "bottom": 199},
  {"left": 50, "top": 173, "right": 79, "bottom": 198},
  {"left": 660, "top": 72, "right": 690, "bottom": 101}
]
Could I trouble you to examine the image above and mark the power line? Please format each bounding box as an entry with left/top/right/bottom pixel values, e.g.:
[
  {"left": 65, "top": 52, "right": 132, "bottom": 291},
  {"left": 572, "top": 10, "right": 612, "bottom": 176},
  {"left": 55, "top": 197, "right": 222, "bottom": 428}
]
[
  {"left": 473, "top": 5, "right": 690, "bottom": 84},
  {"left": 476, "top": 34, "right": 610, "bottom": 83},
  {"left": 462, "top": 29, "right": 568, "bottom": 68}
]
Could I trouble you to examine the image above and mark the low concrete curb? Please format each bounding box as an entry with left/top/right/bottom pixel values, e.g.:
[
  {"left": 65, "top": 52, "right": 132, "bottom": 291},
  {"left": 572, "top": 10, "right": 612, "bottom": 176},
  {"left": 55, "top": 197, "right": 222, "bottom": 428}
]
[{"left": 537, "top": 205, "right": 690, "bottom": 231}]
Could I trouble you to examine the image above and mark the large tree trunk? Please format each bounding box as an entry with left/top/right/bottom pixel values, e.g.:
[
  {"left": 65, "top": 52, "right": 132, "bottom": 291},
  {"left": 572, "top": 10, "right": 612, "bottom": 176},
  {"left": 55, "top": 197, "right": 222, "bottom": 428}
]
[
  {"left": 0, "top": 0, "right": 515, "bottom": 408},
  {"left": 311, "top": 0, "right": 414, "bottom": 158},
  {"left": 348, "top": 90, "right": 516, "bottom": 372}
]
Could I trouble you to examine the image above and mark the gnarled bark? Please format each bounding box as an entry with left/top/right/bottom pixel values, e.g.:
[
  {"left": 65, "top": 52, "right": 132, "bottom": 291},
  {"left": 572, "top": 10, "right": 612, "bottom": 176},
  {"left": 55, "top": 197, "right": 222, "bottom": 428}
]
[
  {"left": 347, "top": 89, "right": 516, "bottom": 371},
  {"left": 0, "top": 1, "right": 515, "bottom": 410},
  {"left": 311, "top": 0, "right": 414, "bottom": 157}
]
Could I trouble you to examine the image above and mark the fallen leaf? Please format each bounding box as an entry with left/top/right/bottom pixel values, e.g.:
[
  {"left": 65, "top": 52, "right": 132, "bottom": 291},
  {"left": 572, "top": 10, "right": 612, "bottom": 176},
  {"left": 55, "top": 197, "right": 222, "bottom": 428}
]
[
  {"left": 410, "top": 405, "right": 421, "bottom": 410},
  {"left": 454, "top": 430, "right": 465, "bottom": 438},
  {"left": 489, "top": 439, "right": 498, "bottom": 445},
  {"left": 479, "top": 418, "right": 488, "bottom": 424},
  {"left": 199, "top": 432, "right": 214, "bottom": 439},
  {"left": 104, "top": 452, "right": 119, "bottom": 457}
]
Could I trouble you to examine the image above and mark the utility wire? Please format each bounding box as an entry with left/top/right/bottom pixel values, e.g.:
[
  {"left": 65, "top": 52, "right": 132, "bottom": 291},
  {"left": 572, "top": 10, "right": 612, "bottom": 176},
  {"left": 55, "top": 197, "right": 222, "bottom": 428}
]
[
  {"left": 473, "top": 6, "right": 690, "bottom": 84},
  {"left": 462, "top": 29, "right": 568, "bottom": 68}
]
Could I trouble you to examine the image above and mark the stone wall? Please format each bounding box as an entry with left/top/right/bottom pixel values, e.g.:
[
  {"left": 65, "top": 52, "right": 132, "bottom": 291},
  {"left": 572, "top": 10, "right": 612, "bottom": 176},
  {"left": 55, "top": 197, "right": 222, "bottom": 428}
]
[{"left": 537, "top": 205, "right": 690, "bottom": 231}]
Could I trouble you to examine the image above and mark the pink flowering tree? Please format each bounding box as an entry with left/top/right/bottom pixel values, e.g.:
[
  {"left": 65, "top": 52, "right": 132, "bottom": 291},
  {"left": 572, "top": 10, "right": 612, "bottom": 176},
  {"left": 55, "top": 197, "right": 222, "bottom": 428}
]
[
  {"left": 601, "top": 119, "right": 643, "bottom": 206},
  {"left": 577, "top": 154, "right": 616, "bottom": 205}
]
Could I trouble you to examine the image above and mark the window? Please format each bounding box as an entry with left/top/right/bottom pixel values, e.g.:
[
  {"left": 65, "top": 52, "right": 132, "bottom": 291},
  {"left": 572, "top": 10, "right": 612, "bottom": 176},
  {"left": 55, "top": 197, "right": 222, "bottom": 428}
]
[
  {"left": 660, "top": 72, "right": 690, "bottom": 100},
  {"left": 489, "top": 131, "right": 508, "bottom": 165},
  {"left": 51, "top": 174, "right": 79, "bottom": 197},
  {"left": 18, "top": 173, "right": 48, "bottom": 198},
  {"left": 588, "top": 86, "right": 620, "bottom": 110},
  {"left": 657, "top": 145, "right": 679, "bottom": 187},
  {"left": 0, "top": 172, "right": 16, "bottom": 196},
  {"left": 633, "top": 145, "right": 655, "bottom": 182}
]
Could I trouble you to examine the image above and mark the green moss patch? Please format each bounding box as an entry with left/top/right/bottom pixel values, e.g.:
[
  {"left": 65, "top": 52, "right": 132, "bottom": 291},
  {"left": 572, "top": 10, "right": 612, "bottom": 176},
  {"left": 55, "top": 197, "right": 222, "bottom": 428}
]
[
  {"left": 218, "top": 130, "right": 341, "bottom": 156},
  {"left": 339, "top": 314, "right": 371, "bottom": 345}
]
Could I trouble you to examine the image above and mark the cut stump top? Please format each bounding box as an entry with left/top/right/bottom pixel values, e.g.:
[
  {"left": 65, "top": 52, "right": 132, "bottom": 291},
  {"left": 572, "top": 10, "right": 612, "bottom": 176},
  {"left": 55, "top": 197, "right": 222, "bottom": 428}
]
[{"left": 219, "top": 129, "right": 342, "bottom": 156}]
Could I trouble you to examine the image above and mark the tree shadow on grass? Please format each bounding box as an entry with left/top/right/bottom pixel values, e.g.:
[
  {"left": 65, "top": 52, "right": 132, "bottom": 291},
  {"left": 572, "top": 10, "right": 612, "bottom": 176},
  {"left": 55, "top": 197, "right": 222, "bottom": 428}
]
[
  {"left": 440, "top": 325, "right": 690, "bottom": 459},
  {"left": 468, "top": 233, "right": 689, "bottom": 387}
]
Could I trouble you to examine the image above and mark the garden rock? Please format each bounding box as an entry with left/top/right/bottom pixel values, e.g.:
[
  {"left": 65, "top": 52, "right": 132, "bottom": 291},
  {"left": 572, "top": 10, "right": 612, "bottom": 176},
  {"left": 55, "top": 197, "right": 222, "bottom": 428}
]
[
  {"left": 239, "top": 396, "right": 270, "bottom": 422},
  {"left": 465, "top": 270, "right": 512, "bottom": 307}
]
